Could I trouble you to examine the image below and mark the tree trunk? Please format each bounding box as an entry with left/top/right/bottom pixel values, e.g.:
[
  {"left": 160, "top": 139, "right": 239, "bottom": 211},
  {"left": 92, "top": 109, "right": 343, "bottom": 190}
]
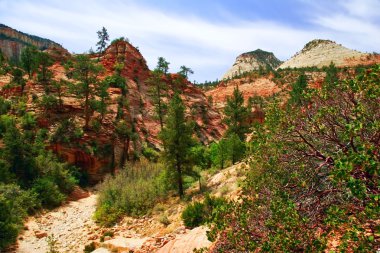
[{"left": 176, "top": 159, "right": 184, "bottom": 197}]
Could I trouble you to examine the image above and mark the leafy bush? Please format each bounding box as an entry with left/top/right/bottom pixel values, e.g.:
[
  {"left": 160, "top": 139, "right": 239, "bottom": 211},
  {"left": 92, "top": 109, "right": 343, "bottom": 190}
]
[
  {"left": 83, "top": 242, "right": 96, "bottom": 253},
  {"left": 209, "top": 65, "right": 380, "bottom": 252},
  {"left": 32, "top": 177, "right": 65, "bottom": 209},
  {"left": 182, "top": 195, "right": 227, "bottom": 228},
  {"left": 95, "top": 161, "right": 168, "bottom": 226},
  {"left": 0, "top": 184, "right": 38, "bottom": 249},
  {"left": 182, "top": 201, "right": 204, "bottom": 228}
]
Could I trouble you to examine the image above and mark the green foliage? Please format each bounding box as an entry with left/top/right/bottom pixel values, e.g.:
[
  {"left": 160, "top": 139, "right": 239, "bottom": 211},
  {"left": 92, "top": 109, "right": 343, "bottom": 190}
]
[
  {"left": 147, "top": 62, "right": 169, "bottom": 129},
  {"left": 0, "top": 97, "right": 11, "bottom": 115},
  {"left": 51, "top": 118, "right": 83, "bottom": 144},
  {"left": 159, "top": 93, "right": 196, "bottom": 197},
  {"left": 11, "top": 68, "right": 26, "bottom": 92},
  {"left": 83, "top": 242, "right": 96, "bottom": 253},
  {"left": 46, "top": 234, "right": 59, "bottom": 253},
  {"left": 66, "top": 54, "right": 104, "bottom": 129},
  {"left": 226, "top": 133, "right": 246, "bottom": 164},
  {"left": 209, "top": 139, "right": 229, "bottom": 169},
  {"left": 323, "top": 61, "right": 339, "bottom": 90},
  {"left": 0, "top": 184, "right": 38, "bottom": 249},
  {"left": 36, "top": 51, "right": 53, "bottom": 89},
  {"left": 96, "top": 26, "right": 110, "bottom": 56},
  {"left": 210, "top": 64, "right": 380, "bottom": 252},
  {"left": 182, "top": 195, "right": 227, "bottom": 228},
  {"left": 20, "top": 46, "right": 39, "bottom": 79},
  {"left": 141, "top": 144, "right": 159, "bottom": 162},
  {"left": 31, "top": 177, "right": 65, "bottom": 209},
  {"left": 95, "top": 161, "right": 167, "bottom": 226},
  {"left": 223, "top": 86, "right": 249, "bottom": 140},
  {"left": 182, "top": 201, "right": 204, "bottom": 228},
  {"left": 178, "top": 65, "right": 194, "bottom": 79},
  {"left": 289, "top": 72, "right": 308, "bottom": 105}
]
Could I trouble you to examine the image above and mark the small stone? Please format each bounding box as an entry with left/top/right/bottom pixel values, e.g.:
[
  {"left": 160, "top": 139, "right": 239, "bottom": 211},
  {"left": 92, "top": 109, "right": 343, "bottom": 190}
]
[{"left": 34, "top": 231, "right": 47, "bottom": 239}]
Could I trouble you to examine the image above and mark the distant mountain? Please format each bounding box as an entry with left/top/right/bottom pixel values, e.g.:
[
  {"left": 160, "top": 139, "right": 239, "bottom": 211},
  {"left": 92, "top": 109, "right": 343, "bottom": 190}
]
[
  {"left": 0, "top": 24, "right": 63, "bottom": 62},
  {"left": 221, "top": 49, "right": 282, "bottom": 80},
  {"left": 279, "top": 39, "right": 368, "bottom": 69}
]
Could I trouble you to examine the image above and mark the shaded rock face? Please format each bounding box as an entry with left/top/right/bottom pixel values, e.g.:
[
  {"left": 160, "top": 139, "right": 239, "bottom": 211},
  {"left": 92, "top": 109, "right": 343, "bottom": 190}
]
[
  {"left": 221, "top": 49, "right": 282, "bottom": 80},
  {"left": 0, "top": 23, "right": 63, "bottom": 61},
  {"left": 279, "top": 39, "right": 369, "bottom": 69}
]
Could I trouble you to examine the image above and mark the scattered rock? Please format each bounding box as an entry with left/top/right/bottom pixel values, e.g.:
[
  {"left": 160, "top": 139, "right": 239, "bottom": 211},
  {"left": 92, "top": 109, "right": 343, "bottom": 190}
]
[
  {"left": 34, "top": 231, "right": 47, "bottom": 239},
  {"left": 91, "top": 248, "right": 111, "bottom": 253}
]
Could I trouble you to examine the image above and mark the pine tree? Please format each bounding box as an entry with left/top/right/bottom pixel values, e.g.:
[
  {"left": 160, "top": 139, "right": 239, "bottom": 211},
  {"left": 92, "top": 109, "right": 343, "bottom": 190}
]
[
  {"left": 178, "top": 65, "right": 194, "bottom": 79},
  {"left": 20, "top": 46, "right": 38, "bottom": 79},
  {"left": 324, "top": 62, "right": 339, "bottom": 90},
  {"left": 289, "top": 72, "right": 308, "bottom": 105},
  {"left": 224, "top": 86, "right": 249, "bottom": 141},
  {"left": 36, "top": 51, "right": 53, "bottom": 92},
  {"left": 160, "top": 93, "right": 195, "bottom": 197},
  {"left": 11, "top": 68, "right": 26, "bottom": 93},
  {"left": 157, "top": 57, "right": 170, "bottom": 75},
  {"left": 147, "top": 59, "right": 169, "bottom": 130},
  {"left": 66, "top": 55, "right": 103, "bottom": 129},
  {"left": 96, "top": 27, "right": 110, "bottom": 58}
]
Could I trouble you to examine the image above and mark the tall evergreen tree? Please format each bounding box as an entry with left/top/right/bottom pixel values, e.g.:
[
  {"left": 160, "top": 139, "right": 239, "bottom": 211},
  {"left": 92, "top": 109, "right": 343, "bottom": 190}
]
[
  {"left": 20, "top": 46, "right": 38, "bottom": 79},
  {"left": 160, "top": 93, "right": 195, "bottom": 197},
  {"left": 66, "top": 55, "right": 103, "bottom": 129},
  {"left": 96, "top": 27, "right": 110, "bottom": 58},
  {"left": 11, "top": 68, "right": 26, "bottom": 93},
  {"left": 157, "top": 57, "right": 170, "bottom": 75},
  {"left": 324, "top": 61, "right": 339, "bottom": 90},
  {"left": 224, "top": 86, "right": 249, "bottom": 141},
  {"left": 147, "top": 58, "right": 169, "bottom": 130},
  {"left": 289, "top": 72, "right": 308, "bottom": 105},
  {"left": 36, "top": 51, "right": 53, "bottom": 92},
  {"left": 178, "top": 65, "right": 194, "bottom": 79}
]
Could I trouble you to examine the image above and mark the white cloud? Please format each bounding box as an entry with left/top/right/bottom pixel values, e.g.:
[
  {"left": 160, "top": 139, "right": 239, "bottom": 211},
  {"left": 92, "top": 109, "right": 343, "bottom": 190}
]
[{"left": 0, "top": 0, "right": 379, "bottom": 81}]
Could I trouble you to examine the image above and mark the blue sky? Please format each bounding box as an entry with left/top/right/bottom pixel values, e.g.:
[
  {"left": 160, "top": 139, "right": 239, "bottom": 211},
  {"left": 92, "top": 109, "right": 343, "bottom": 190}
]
[{"left": 1, "top": 0, "right": 379, "bottom": 82}]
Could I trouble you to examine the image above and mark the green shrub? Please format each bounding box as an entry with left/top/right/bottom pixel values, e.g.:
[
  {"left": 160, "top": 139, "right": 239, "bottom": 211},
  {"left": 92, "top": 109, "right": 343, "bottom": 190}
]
[
  {"left": 95, "top": 161, "right": 168, "bottom": 226},
  {"left": 141, "top": 145, "right": 159, "bottom": 162},
  {"left": 182, "top": 201, "right": 205, "bottom": 228},
  {"left": 83, "top": 242, "right": 96, "bottom": 253},
  {"left": 159, "top": 214, "right": 170, "bottom": 226},
  {"left": 32, "top": 177, "right": 65, "bottom": 209},
  {"left": 182, "top": 195, "right": 227, "bottom": 228},
  {"left": 0, "top": 184, "right": 38, "bottom": 250}
]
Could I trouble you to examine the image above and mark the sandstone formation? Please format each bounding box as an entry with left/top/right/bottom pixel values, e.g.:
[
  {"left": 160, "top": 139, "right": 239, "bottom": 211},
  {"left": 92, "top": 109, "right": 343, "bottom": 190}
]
[
  {"left": 221, "top": 49, "right": 282, "bottom": 80},
  {"left": 156, "top": 226, "right": 211, "bottom": 253},
  {"left": 279, "top": 39, "right": 369, "bottom": 69},
  {"left": 0, "top": 24, "right": 63, "bottom": 61},
  {"left": 0, "top": 30, "right": 226, "bottom": 183}
]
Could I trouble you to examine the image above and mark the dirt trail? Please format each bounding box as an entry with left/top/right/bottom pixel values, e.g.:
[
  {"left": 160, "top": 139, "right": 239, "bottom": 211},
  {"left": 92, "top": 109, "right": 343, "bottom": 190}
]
[
  {"left": 17, "top": 194, "right": 98, "bottom": 253},
  {"left": 15, "top": 162, "right": 246, "bottom": 253}
]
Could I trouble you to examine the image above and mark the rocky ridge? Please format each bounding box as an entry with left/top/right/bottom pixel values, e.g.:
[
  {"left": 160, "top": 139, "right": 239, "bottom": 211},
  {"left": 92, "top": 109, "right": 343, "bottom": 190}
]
[
  {"left": 221, "top": 49, "right": 282, "bottom": 80},
  {"left": 0, "top": 37, "right": 226, "bottom": 183},
  {"left": 279, "top": 39, "right": 369, "bottom": 69},
  {"left": 0, "top": 24, "right": 63, "bottom": 61}
]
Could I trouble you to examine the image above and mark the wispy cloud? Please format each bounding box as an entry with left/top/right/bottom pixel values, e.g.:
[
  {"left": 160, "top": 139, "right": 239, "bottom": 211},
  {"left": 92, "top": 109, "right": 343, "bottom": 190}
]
[{"left": 0, "top": 0, "right": 379, "bottom": 82}]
